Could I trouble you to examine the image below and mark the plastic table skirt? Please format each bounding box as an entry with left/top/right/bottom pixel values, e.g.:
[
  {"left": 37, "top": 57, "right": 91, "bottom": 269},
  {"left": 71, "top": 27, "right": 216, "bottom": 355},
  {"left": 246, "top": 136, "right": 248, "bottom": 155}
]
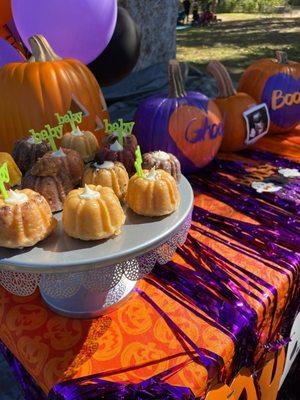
[{"left": 0, "top": 131, "right": 299, "bottom": 400}]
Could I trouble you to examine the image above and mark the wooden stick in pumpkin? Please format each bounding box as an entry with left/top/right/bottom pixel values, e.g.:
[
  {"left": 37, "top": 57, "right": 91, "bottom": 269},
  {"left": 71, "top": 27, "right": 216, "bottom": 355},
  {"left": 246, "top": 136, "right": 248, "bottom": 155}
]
[
  {"left": 0, "top": 163, "right": 9, "bottom": 200},
  {"left": 275, "top": 51, "right": 288, "bottom": 65},
  {"left": 207, "top": 60, "right": 237, "bottom": 98},
  {"left": 28, "top": 34, "right": 61, "bottom": 62},
  {"left": 168, "top": 60, "right": 187, "bottom": 98},
  {"left": 207, "top": 60, "right": 260, "bottom": 153}
]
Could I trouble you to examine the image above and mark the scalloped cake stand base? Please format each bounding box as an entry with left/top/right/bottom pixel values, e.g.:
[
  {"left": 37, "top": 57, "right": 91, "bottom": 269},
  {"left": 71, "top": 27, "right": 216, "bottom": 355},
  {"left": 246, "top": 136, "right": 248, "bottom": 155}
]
[{"left": 41, "top": 275, "right": 137, "bottom": 318}]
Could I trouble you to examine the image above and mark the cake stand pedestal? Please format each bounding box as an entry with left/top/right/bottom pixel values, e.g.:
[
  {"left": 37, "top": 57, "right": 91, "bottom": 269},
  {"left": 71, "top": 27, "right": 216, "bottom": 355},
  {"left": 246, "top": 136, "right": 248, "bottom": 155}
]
[{"left": 0, "top": 177, "right": 193, "bottom": 318}]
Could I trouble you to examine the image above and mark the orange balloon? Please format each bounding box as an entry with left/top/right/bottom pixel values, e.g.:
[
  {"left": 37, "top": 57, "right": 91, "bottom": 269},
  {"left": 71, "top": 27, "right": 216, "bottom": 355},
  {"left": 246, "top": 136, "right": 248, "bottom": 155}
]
[{"left": 0, "top": 0, "right": 12, "bottom": 27}]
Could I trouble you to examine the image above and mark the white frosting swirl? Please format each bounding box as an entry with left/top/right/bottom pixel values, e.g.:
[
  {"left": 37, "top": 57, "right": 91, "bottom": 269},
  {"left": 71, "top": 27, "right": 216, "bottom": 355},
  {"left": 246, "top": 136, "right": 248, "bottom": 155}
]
[
  {"left": 144, "top": 167, "right": 158, "bottom": 181},
  {"left": 52, "top": 148, "right": 66, "bottom": 158},
  {"left": 5, "top": 190, "right": 28, "bottom": 205},
  {"left": 79, "top": 185, "right": 100, "bottom": 200},
  {"left": 27, "top": 137, "right": 37, "bottom": 144},
  {"left": 94, "top": 161, "right": 114, "bottom": 170},
  {"left": 110, "top": 141, "right": 123, "bottom": 152},
  {"left": 71, "top": 127, "right": 84, "bottom": 137},
  {"left": 152, "top": 151, "right": 170, "bottom": 161}
]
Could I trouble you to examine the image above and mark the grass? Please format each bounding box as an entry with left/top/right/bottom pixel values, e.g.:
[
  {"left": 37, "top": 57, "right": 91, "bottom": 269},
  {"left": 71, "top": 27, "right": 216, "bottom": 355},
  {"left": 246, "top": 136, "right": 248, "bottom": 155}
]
[{"left": 176, "top": 12, "right": 300, "bottom": 82}]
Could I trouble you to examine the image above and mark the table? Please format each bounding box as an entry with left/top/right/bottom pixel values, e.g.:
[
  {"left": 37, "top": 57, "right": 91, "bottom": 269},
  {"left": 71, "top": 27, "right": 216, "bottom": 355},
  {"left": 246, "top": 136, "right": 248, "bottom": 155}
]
[{"left": 0, "top": 131, "right": 299, "bottom": 400}]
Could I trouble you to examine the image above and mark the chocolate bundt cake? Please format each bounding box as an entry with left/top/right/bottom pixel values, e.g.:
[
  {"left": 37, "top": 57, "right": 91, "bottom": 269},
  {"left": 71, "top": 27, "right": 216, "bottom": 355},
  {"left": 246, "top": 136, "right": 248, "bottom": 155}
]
[
  {"left": 142, "top": 151, "right": 181, "bottom": 183},
  {"left": 96, "top": 134, "right": 138, "bottom": 175},
  {"left": 31, "top": 148, "right": 84, "bottom": 185},
  {"left": 22, "top": 172, "right": 74, "bottom": 213},
  {"left": 12, "top": 136, "right": 50, "bottom": 173}
]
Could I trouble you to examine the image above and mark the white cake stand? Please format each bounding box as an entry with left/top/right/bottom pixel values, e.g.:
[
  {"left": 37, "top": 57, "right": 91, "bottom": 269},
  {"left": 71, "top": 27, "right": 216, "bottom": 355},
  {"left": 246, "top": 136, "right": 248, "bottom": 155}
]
[{"left": 0, "top": 177, "right": 193, "bottom": 318}]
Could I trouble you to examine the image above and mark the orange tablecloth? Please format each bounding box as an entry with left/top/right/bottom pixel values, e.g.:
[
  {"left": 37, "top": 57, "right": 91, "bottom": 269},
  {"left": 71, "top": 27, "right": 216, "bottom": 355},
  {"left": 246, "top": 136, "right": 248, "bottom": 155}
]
[{"left": 0, "top": 132, "right": 299, "bottom": 398}]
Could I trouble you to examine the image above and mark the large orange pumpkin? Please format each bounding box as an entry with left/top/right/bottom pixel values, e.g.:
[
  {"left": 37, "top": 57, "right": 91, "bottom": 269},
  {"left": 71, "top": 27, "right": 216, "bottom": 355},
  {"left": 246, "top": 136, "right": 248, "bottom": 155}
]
[
  {"left": 207, "top": 60, "right": 261, "bottom": 152},
  {"left": 0, "top": 35, "right": 109, "bottom": 153},
  {"left": 238, "top": 51, "right": 300, "bottom": 134}
]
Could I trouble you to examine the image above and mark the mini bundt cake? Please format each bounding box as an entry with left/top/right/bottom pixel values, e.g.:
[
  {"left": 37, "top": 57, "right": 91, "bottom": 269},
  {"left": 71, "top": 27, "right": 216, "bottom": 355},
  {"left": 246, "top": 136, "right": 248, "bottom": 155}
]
[
  {"left": 61, "top": 127, "right": 99, "bottom": 162},
  {"left": 96, "top": 134, "right": 138, "bottom": 175},
  {"left": 12, "top": 136, "right": 50, "bottom": 173},
  {"left": 31, "top": 148, "right": 84, "bottom": 185},
  {"left": 0, "top": 153, "right": 22, "bottom": 187},
  {"left": 83, "top": 161, "right": 129, "bottom": 201},
  {"left": 22, "top": 171, "right": 73, "bottom": 213},
  {"left": 62, "top": 184, "right": 125, "bottom": 241},
  {"left": 0, "top": 189, "right": 56, "bottom": 248},
  {"left": 142, "top": 151, "right": 181, "bottom": 183},
  {"left": 127, "top": 169, "right": 180, "bottom": 217}
]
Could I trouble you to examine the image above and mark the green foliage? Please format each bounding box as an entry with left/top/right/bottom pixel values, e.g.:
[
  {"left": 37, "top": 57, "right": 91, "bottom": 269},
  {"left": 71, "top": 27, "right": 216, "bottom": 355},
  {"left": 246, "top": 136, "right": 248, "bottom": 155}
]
[{"left": 216, "top": 0, "right": 286, "bottom": 13}]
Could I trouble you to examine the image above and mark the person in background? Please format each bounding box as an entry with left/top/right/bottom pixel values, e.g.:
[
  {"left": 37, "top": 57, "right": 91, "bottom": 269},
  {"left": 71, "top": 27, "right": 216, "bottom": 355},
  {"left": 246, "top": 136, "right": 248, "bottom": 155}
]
[
  {"left": 177, "top": 1, "right": 185, "bottom": 25},
  {"left": 183, "top": 0, "right": 191, "bottom": 23},
  {"left": 192, "top": 0, "right": 200, "bottom": 23}
]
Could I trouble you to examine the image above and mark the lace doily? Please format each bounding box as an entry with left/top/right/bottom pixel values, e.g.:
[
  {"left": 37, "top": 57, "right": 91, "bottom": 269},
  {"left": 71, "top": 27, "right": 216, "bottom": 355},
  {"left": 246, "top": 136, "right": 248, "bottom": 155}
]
[{"left": 0, "top": 212, "right": 192, "bottom": 299}]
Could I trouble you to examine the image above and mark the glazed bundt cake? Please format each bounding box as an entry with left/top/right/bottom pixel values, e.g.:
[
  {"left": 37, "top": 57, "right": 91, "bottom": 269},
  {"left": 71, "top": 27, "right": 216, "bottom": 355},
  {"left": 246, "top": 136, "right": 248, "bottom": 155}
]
[
  {"left": 62, "top": 184, "right": 125, "bottom": 240},
  {"left": 83, "top": 161, "right": 129, "bottom": 201},
  {"left": 0, "top": 153, "right": 22, "bottom": 187},
  {"left": 0, "top": 188, "right": 56, "bottom": 248},
  {"left": 61, "top": 127, "right": 99, "bottom": 162},
  {"left": 126, "top": 169, "right": 180, "bottom": 217}
]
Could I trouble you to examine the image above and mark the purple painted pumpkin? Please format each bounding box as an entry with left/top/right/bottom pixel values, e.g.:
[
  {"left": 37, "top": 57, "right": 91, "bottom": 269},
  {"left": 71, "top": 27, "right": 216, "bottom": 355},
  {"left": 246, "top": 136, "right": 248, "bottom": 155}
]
[
  {"left": 238, "top": 51, "right": 300, "bottom": 134},
  {"left": 133, "top": 60, "right": 224, "bottom": 173}
]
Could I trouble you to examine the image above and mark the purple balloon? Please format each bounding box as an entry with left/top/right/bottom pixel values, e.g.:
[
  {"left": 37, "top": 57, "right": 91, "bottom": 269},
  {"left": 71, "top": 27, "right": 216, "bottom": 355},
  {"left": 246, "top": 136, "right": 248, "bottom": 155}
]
[
  {"left": 12, "top": 0, "right": 117, "bottom": 64},
  {"left": 0, "top": 38, "right": 24, "bottom": 67}
]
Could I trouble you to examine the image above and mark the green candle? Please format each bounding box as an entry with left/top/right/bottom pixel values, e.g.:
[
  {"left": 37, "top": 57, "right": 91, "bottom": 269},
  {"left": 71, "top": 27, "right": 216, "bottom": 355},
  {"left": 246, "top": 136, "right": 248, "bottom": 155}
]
[
  {"left": 134, "top": 146, "right": 144, "bottom": 178},
  {"left": 0, "top": 163, "right": 10, "bottom": 200}
]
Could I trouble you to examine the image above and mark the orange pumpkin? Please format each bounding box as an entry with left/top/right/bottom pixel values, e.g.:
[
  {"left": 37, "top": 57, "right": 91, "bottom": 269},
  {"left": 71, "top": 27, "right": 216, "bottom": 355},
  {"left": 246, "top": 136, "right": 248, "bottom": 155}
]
[
  {"left": 0, "top": 0, "right": 11, "bottom": 27},
  {"left": 0, "top": 34, "right": 109, "bottom": 153},
  {"left": 238, "top": 51, "right": 300, "bottom": 134},
  {"left": 207, "top": 60, "right": 258, "bottom": 152}
]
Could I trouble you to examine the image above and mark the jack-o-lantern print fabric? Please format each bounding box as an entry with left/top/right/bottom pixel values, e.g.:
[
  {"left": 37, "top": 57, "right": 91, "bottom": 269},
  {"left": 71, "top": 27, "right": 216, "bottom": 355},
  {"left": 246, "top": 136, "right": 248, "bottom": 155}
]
[{"left": 0, "top": 133, "right": 298, "bottom": 398}]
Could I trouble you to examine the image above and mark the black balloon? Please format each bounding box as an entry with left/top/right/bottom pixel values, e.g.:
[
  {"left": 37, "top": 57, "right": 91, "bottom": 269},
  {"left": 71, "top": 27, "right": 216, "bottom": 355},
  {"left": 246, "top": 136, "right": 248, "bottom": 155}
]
[{"left": 88, "top": 7, "right": 141, "bottom": 87}]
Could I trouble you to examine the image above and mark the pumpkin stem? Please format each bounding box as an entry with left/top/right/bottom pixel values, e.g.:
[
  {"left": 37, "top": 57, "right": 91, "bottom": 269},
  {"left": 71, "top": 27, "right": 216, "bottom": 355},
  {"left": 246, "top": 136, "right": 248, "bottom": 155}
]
[
  {"left": 207, "top": 60, "right": 237, "bottom": 98},
  {"left": 276, "top": 51, "right": 288, "bottom": 65},
  {"left": 28, "top": 34, "right": 61, "bottom": 62},
  {"left": 168, "top": 60, "right": 187, "bottom": 98}
]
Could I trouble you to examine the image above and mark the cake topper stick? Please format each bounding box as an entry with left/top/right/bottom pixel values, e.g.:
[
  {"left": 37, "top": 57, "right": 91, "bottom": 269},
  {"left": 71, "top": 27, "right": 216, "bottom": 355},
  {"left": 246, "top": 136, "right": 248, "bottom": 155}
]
[
  {"left": 117, "top": 128, "right": 124, "bottom": 147},
  {"left": 46, "top": 133, "right": 58, "bottom": 152},
  {"left": 30, "top": 127, "right": 58, "bottom": 152},
  {"left": 54, "top": 110, "right": 83, "bottom": 133},
  {"left": 0, "top": 163, "right": 10, "bottom": 200},
  {"left": 69, "top": 112, "right": 83, "bottom": 132},
  {"left": 134, "top": 146, "right": 144, "bottom": 178},
  {"left": 69, "top": 119, "right": 77, "bottom": 132},
  {"left": 104, "top": 118, "right": 135, "bottom": 147}
]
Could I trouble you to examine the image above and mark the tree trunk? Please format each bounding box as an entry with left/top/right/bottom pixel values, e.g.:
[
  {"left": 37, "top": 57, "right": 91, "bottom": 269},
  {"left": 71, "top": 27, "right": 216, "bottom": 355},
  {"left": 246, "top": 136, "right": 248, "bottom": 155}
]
[
  {"left": 211, "top": 1, "right": 217, "bottom": 13},
  {"left": 119, "top": 0, "right": 178, "bottom": 71}
]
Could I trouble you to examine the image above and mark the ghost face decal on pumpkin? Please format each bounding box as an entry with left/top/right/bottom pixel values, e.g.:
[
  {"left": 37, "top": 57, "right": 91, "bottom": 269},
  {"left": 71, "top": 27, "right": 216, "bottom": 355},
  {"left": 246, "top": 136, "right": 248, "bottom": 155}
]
[
  {"left": 169, "top": 103, "right": 224, "bottom": 169},
  {"left": 134, "top": 60, "right": 224, "bottom": 174}
]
